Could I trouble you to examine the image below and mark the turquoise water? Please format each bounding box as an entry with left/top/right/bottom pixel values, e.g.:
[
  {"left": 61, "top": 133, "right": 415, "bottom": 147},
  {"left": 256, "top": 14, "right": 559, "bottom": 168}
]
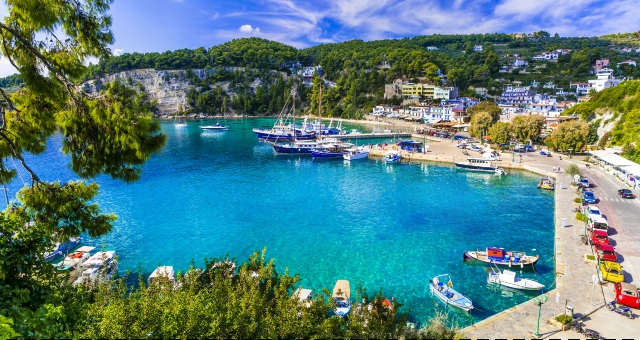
[{"left": 9, "top": 118, "right": 555, "bottom": 327}]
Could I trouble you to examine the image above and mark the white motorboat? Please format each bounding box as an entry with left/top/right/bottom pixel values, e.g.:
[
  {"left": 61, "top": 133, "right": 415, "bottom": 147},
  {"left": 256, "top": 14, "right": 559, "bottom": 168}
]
[
  {"left": 454, "top": 158, "right": 497, "bottom": 172},
  {"left": 488, "top": 268, "right": 544, "bottom": 291},
  {"left": 343, "top": 147, "right": 370, "bottom": 161},
  {"left": 429, "top": 274, "right": 474, "bottom": 312},
  {"left": 148, "top": 266, "right": 176, "bottom": 284},
  {"left": 293, "top": 287, "right": 313, "bottom": 308},
  {"left": 72, "top": 251, "right": 117, "bottom": 286},
  {"left": 495, "top": 168, "right": 507, "bottom": 175},
  {"left": 332, "top": 280, "right": 351, "bottom": 317},
  {"left": 53, "top": 246, "right": 95, "bottom": 271},
  {"left": 200, "top": 123, "right": 227, "bottom": 131}
]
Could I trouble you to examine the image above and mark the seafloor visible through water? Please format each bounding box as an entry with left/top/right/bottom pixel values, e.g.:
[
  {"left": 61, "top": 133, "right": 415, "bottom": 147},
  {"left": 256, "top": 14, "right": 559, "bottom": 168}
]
[{"left": 10, "top": 118, "right": 555, "bottom": 327}]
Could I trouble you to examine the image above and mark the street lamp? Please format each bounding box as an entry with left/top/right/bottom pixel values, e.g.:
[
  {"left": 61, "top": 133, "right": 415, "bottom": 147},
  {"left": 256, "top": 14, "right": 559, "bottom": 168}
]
[{"left": 533, "top": 295, "right": 548, "bottom": 337}]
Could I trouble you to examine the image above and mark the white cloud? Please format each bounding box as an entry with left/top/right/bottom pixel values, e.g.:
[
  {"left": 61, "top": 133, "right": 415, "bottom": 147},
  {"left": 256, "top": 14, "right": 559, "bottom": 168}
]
[
  {"left": 207, "top": 0, "right": 640, "bottom": 47},
  {"left": 239, "top": 24, "right": 261, "bottom": 34},
  {"left": 113, "top": 48, "right": 124, "bottom": 56},
  {"left": 0, "top": 57, "right": 18, "bottom": 78}
]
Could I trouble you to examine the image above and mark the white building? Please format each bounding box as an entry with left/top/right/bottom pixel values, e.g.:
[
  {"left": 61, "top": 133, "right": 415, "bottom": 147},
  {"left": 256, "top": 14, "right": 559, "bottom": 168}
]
[
  {"left": 426, "top": 46, "right": 439, "bottom": 51},
  {"left": 474, "top": 45, "right": 483, "bottom": 52},
  {"left": 570, "top": 82, "right": 591, "bottom": 95},
  {"left": 619, "top": 60, "right": 637, "bottom": 67},
  {"left": 588, "top": 73, "right": 622, "bottom": 92},
  {"left": 514, "top": 58, "right": 526, "bottom": 67}
]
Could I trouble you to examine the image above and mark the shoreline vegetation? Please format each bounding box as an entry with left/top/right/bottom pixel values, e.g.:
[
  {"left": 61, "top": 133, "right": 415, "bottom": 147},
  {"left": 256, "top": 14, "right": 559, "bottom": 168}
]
[{"left": 81, "top": 249, "right": 462, "bottom": 339}]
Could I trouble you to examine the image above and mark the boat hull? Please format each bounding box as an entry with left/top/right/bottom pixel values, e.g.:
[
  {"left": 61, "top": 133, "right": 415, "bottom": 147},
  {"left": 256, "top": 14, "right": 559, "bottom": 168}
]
[
  {"left": 312, "top": 151, "right": 345, "bottom": 159},
  {"left": 253, "top": 130, "right": 316, "bottom": 142},
  {"left": 454, "top": 163, "right": 496, "bottom": 172},
  {"left": 272, "top": 144, "right": 314, "bottom": 154},
  {"left": 200, "top": 126, "right": 227, "bottom": 131},
  {"left": 343, "top": 152, "right": 369, "bottom": 160},
  {"left": 463, "top": 251, "right": 539, "bottom": 268}
]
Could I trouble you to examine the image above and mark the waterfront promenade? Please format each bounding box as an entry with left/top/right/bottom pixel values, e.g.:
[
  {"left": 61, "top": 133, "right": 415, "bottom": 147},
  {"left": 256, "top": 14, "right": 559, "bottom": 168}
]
[{"left": 370, "top": 138, "right": 640, "bottom": 339}]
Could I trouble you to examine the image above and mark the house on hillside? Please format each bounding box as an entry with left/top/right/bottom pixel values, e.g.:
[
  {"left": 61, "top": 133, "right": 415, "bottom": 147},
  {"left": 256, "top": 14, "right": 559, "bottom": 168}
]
[
  {"left": 621, "top": 47, "right": 633, "bottom": 53},
  {"left": 514, "top": 58, "right": 526, "bottom": 67},
  {"left": 588, "top": 72, "right": 622, "bottom": 92},
  {"left": 474, "top": 45, "right": 483, "bottom": 52},
  {"left": 570, "top": 82, "right": 590, "bottom": 95},
  {"left": 426, "top": 46, "right": 439, "bottom": 51}
]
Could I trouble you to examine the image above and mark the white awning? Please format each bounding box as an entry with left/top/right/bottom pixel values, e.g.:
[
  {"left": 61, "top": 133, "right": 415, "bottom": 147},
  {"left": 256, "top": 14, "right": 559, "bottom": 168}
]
[{"left": 590, "top": 150, "right": 636, "bottom": 167}]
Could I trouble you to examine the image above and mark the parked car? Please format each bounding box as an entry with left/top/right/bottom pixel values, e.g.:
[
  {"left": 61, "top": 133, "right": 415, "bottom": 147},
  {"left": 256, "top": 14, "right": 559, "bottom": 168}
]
[
  {"left": 618, "top": 189, "right": 635, "bottom": 199},
  {"left": 583, "top": 205, "right": 602, "bottom": 217},
  {"left": 469, "top": 145, "right": 483, "bottom": 152},
  {"left": 599, "top": 261, "right": 624, "bottom": 283},
  {"left": 579, "top": 178, "right": 590, "bottom": 188},
  {"left": 588, "top": 215, "right": 609, "bottom": 234},
  {"left": 590, "top": 229, "right": 610, "bottom": 246},
  {"left": 583, "top": 191, "right": 597, "bottom": 204},
  {"left": 539, "top": 151, "right": 551, "bottom": 157},
  {"left": 593, "top": 244, "right": 617, "bottom": 262},
  {"left": 614, "top": 282, "right": 640, "bottom": 309}
]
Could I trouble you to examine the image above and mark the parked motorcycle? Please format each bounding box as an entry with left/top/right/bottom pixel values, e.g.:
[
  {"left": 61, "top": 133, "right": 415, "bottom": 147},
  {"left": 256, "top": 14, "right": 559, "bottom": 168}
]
[
  {"left": 571, "top": 320, "right": 601, "bottom": 339},
  {"left": 607, "top": 301, "right": 634, "bottom": 319}
]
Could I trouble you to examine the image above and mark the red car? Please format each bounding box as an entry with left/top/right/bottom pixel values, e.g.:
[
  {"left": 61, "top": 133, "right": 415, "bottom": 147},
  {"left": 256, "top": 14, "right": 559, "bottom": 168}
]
[
  {"left": 590, "top": 229, "right": 610, "bottom": 246},
  {"left": 593, "top": 244, "right": 617, "bottom": 262},
  {"left": 614, "top": 282, "right": 640, "bottom": 309}
]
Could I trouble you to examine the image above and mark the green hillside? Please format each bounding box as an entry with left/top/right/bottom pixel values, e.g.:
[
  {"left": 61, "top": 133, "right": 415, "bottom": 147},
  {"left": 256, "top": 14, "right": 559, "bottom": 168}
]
[{"left": 564, "top": 81, "right": 640, "bottom": 162}]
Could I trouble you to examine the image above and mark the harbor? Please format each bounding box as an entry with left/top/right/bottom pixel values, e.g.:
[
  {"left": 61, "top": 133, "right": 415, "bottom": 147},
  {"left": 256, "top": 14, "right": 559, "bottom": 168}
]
[{"left": 28, "top": 118, "right": 640, "bottom": 337}]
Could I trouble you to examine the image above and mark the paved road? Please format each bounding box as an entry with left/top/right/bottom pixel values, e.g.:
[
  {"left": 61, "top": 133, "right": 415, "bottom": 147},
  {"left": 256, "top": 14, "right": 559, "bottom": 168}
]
[{"left": 581, "top": 166, "right": 640, "bottom": 285}]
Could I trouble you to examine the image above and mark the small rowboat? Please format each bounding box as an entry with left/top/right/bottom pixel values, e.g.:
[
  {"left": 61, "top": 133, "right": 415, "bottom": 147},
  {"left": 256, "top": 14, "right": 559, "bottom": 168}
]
[
  {"left": 464, "top": 247, "right": 539, "bottom": 268},
  {"left": 429, "top": 274, "right": 474, "bottom": 312},
  {"left": 488, "top": 268, "right": 544, "bottom": 291}
]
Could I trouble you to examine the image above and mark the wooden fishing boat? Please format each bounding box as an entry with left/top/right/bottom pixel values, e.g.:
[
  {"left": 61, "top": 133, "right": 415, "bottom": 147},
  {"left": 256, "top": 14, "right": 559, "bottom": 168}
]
[
  {"left": 538, "top": 176, "right": 555, "bottom": 190},
  {"left": 332, "top": 280, "right": 351, "bottom": 317},
  {"left": 463, "top": 247, "right": 539, "bottom": 268},
  {"left": 429, "top": 274, "right": 474, "bottom": 312}
]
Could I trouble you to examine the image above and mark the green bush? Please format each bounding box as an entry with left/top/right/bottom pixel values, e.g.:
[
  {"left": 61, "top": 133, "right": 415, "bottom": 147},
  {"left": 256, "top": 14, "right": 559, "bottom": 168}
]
[
  {"left": 565, "top": 164, "right": 583, "bottom": 177},
  {"left": 573, "top": 197, "right": 583, "bottom": 204},
  {"left": 576, "top": 212, "right": 587, "bottom": 222},
  {"left": 555, "top": 314, "right": 573, "bottom": 325},
  {"left": 586, "top": 254, "right": 596, "bottom": 260}
]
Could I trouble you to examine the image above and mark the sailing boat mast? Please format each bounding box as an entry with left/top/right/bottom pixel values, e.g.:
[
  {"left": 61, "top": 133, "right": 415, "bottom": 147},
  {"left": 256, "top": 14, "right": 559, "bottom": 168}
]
[
  {"left": 292, "top": 86, "right": 297, "bottom": 142},
  {"left": 317, "top": 83, "right": 322, "bottom": 140}
]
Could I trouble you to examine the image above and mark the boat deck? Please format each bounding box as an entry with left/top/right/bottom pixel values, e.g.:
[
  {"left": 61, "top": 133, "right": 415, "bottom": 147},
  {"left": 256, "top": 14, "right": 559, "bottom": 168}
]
[{"left": 330, "top": 132, "right": 412, "bottom": 140}]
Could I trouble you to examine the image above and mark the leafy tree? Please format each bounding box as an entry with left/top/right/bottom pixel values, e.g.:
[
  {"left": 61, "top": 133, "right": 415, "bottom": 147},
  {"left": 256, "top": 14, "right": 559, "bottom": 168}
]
[
  {"left": 489, "top": 121, "right": 512, "bottom": 144},
  {"left": 423, "top": 62, "right": 441, "bottom": 84},
  {"left": 511, "top": 115, "right": 546, "bottom": 144},
  {"left": 469, "top": 112, "right": 492, "bottom": 139},
  {"left": 466, "top": 101, "right": 502, "bottom": 122},
  {"left": 547, "top": 120, "right": 589, "bottom": 155},
  {"left": 0, "top": 0, "right": 165, "bottom": 336}
]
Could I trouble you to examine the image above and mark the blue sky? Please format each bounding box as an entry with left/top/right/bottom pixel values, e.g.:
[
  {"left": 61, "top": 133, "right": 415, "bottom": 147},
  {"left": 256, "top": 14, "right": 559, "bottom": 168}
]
[
  {"left": 1, "top": 0, "right": 640, "bottom": 76},
  {"left": 106, "top": 0, "right": 640, "bottom": 53}
]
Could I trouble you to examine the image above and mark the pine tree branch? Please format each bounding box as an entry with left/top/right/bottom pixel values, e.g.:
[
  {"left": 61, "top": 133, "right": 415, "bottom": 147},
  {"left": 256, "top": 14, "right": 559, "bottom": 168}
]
[
  {"left": 0, "top": 130, "right": 40, "bottom": 184},
  {"left": 0, "top": 22, "right": 77, "bottom": 99}
]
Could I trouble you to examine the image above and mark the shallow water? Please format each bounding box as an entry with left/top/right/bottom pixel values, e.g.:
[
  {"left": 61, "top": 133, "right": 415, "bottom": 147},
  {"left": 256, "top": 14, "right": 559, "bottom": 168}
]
[{"left": 9, "top": 118, "right": 555, "bottom": 327}]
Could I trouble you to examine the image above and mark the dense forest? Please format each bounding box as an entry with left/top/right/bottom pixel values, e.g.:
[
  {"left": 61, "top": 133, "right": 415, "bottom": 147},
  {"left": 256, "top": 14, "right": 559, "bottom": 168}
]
[{"left": 73, "top": 33, "right": 639, "bottom": 120}]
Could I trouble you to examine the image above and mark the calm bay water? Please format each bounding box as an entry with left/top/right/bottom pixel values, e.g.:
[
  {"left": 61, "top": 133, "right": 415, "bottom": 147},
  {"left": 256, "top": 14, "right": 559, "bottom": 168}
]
[{"left": 10, "top": 118, "right": 555, "bottom": 327}]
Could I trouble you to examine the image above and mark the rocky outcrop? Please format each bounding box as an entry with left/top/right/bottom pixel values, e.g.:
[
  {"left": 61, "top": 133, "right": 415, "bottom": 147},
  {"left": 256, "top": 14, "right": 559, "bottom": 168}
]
[{"left": 84, "top": 68, "right": 198, "bottom": 115}]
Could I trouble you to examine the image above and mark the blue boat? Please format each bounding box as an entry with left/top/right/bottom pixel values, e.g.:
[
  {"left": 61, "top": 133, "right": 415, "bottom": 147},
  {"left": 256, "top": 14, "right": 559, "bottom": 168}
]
[
  {"left": 253, "top": 87, "right": 316, "bottom": 142},
  {"left": 270, "top": 138, "right": 342, "bottom": 155},
  {"left": 463, "top": 247, "right": 539, "bottom": 268},
  {"left": 384, "top": 150, "right": 401, "bottom": 163},
  {"left": 44, "top": 237, "right": 82, "bottom": 261},
  {"left": 429, "top": 274, "right": 474, "bottom": 312},
  {"left": 311, "top": 142, "right": 353, "bottom": 159}
]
